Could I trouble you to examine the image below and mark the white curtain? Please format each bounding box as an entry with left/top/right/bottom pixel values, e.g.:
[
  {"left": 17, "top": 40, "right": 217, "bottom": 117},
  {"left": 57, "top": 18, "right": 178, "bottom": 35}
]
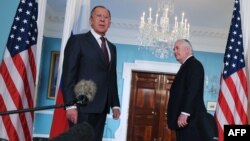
[
  {"left": 55, "top": 0, "right": 90, "bottom": 96},
  {"left": 241, "top": 0, "right": 250, "bottom": 122},
  {"left": 35, "top": 0, "right": 47, "bottom": 104}
]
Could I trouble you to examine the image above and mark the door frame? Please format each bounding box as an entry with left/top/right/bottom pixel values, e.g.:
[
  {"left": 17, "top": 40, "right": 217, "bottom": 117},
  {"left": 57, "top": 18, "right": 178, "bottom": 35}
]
[{"left": 114, "top": 60, "right": 180, "bottom": 141}]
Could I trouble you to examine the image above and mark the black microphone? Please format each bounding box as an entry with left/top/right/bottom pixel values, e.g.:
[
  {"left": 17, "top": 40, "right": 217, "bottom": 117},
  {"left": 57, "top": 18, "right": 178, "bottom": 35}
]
[
  {"left": 0, "top": 80, "right": 97, "bottom": 116},
  {"left": 0, "top": 80, "right": 96, "bottom": 115},
  {"left": 73, "top": 79, "right": 97, "bottom": 105}
]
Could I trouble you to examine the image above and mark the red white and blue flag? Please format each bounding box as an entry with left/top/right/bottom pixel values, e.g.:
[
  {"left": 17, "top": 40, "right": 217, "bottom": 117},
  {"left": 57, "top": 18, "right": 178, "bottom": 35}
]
[
  {"left": 0, "top": 0, "right": 38, "bottom": 141},
  {"left": 49, "top": 0, "right": 87, "bottom": 139},
  {"left": 214, "top": 0, "right": 248, "bottom": 140}
]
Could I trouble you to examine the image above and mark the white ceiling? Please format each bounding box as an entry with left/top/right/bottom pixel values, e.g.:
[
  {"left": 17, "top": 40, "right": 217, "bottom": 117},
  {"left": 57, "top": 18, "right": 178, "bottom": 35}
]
[
  {"left": 46, "top": 0, "right": 234, "bottom": 29},
  {"left": 45, "top": 0, "right": 235, "bottom": 53}
]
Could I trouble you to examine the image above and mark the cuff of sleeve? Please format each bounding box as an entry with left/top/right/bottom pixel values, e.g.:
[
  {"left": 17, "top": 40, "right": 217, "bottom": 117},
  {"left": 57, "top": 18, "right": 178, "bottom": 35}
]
[
  {"left": 112, "top": 106, "right": 120, "bottom": 110},
  {"left": 181, "top": 112, "right": 190, "bottom": 116},
  {"left": 66, "top": 105, "right": 77, "bottom": 110}
]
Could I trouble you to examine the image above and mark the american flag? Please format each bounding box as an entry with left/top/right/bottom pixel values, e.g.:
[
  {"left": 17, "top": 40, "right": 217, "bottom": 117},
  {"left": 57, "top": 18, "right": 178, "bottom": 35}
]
[
  {"left": 0, "top": 0, "right": 38, "bottom": 141},
  {"left": 214, "top": 0, "right": 248, "bottom": 140}
]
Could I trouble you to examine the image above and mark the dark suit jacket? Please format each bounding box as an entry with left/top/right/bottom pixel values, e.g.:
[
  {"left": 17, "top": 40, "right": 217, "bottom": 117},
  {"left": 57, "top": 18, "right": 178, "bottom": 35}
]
[
  {"left": 196, "top": 112, "right": 218, "bottom": 141},
  {"left": 167, "top": 56, "right": 206, "bottom": 130},
  {"left": 61, "top": 31, "right": 120, "bottom": 113}
]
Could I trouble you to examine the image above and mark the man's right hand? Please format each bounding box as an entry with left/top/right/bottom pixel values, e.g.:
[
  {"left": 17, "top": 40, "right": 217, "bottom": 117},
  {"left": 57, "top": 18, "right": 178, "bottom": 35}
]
[{"left": 66, "top": 108, "right": 78, "bottom": 124}]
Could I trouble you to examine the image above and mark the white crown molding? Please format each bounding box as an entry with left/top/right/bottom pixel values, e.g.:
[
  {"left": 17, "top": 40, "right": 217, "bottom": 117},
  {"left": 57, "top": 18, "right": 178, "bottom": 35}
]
[
  {"left": 43, "top": 16, "right": 227, "bottom": 53},
  {"left": 108, "top": 21, "right": 227, "bottom": 53},
  {"left": 44, "top": 15, "right": 228, "bottom": 39}
]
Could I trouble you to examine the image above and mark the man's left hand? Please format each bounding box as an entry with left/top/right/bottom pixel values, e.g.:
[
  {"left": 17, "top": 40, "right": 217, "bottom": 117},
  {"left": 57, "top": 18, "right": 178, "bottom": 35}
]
[{"left": 177, "top": 114, "right": 188, "bottom": 128}]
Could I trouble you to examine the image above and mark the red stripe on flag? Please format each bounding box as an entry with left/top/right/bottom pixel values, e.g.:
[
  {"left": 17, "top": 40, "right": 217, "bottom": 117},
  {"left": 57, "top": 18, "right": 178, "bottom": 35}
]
[
  {"left": 237, "top": 69, "right": 248, "bottom": 96},
  {"left": 225, "top": 75, "right": 247, "bottom": 123},
  {"left": 13, "top": 54, "right": 34, "bottom": 115},
  {"left": 1, "top": 60, "right": 32, "bottom": 141},
  {"left": 49, "top": 86, "right": 69, "bottom": 139},
  {"left": 217, "top": 88, "right": 235, "bottom": 123},
  {"left": 215, "top": 116, "right": 224, "bottom": 141},
  {"left": 0, "top": 95, "right": 19, "bottom": 141},
  {"left": 28, "top": 48, "right": 37, "bottom": 85},
  {"left": 214, "top": 1, "right": 248, "bottom": 141},
  {"left": 0, "top": 0, "right": 37, "bottom": 140}
]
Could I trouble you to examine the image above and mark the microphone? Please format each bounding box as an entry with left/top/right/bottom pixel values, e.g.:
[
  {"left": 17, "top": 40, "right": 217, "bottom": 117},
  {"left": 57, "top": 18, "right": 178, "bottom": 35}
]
[
  {"left": 0, "top": 80, "right": 97, "bottom": 116},
  {"left": 73, "top": 79, "right": 97, "bottom": 105}
]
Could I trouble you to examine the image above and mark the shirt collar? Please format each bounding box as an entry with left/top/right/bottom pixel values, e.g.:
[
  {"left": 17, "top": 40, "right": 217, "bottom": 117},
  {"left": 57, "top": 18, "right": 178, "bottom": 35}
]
[
  {"left": 182, "top": 55, "right": 193, "bottom": 64},
  {"left": 90, "top": 28, "right": 105, "bottom": 40}
]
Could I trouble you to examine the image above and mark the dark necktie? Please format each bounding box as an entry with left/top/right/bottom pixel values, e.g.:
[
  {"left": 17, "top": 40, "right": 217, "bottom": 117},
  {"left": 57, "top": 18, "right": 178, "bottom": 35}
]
[{"left": 100, "top": 36, "right": 109, "bottom": 64}]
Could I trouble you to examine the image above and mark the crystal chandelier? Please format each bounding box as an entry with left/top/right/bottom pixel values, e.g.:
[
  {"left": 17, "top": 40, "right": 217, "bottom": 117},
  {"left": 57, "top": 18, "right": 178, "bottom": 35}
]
[{"left": 138, "top": 0, "right": 190, "bottom": 59}]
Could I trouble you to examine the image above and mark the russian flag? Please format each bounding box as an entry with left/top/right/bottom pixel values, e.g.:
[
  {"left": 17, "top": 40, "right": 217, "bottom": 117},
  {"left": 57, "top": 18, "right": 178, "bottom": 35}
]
[{"left": 49, "top": 0, "right": 89, "bottom": 139}]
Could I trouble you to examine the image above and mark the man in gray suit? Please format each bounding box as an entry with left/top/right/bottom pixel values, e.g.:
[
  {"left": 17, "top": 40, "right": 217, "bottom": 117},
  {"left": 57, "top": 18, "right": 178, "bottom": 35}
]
[
  {"left": 61, "top": 5, "right": 120, "bottom": 141},
  {"left": 167, "top": 39, "right": 207, "bottom": 141}
]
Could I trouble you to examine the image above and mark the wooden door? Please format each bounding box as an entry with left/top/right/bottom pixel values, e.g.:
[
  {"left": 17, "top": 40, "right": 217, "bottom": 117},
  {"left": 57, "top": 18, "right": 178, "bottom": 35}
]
[
  {"left": 127, "top": 71, "right": 176, "bottom": 141},
  {"left": 158, "top": 75, "right": 176, "bottom": 141}
]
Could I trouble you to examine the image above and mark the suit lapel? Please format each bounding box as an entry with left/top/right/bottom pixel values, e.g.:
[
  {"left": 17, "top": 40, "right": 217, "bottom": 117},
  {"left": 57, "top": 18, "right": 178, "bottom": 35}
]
[
  {"left": 86, "top": 32, "right": 110, "bottom": 68},
  {"left": 172, "top": 56, "right": 194, "bottom": 87}
]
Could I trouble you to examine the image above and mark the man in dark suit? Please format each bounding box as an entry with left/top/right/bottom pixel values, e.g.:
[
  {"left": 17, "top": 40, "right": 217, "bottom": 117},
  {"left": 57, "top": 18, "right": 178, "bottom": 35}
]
[
  {"left": 61, "top": 6, "right": 120, "bottom": 141},
  {"left": 167, "top": 39, "right": 207, "bottom": 141}
]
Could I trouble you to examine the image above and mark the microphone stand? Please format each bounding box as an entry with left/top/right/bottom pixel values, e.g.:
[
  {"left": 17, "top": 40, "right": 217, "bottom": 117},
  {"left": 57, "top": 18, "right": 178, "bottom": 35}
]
[
  {"left": 0, "top": 102, "right": 73, "bottom": 116},
  {"left": 0, "top": 95, "right": 89, "bottom": 116}
]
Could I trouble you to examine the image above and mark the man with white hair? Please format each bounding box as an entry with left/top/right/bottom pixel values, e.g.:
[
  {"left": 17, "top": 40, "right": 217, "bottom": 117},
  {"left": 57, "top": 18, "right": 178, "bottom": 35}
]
[{"left": 167, "top": 39, "right": 207, "bottom": 141}]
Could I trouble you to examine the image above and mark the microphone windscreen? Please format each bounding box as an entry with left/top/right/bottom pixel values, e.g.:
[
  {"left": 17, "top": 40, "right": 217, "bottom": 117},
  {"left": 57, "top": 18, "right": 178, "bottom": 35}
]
[{"left": 73, "top": 79, "right": 97, "bottom": 102}]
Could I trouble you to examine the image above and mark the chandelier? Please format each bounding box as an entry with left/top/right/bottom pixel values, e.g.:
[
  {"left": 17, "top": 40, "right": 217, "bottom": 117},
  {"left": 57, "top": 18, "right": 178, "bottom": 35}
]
[{"left": 138, "top": 0, "right": 190, "bottom": 59}]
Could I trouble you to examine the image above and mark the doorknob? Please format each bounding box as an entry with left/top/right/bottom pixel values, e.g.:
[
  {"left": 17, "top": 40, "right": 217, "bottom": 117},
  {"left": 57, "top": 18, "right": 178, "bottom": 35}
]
[{"left": 151, "top": 111, "right": 157, "bottom": 115}]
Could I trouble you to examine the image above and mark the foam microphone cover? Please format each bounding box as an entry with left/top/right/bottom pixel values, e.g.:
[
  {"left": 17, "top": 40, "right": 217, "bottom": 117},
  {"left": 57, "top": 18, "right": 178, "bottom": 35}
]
[{"left": 73, "top": 79, "right": 97, "bottom": 103}]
